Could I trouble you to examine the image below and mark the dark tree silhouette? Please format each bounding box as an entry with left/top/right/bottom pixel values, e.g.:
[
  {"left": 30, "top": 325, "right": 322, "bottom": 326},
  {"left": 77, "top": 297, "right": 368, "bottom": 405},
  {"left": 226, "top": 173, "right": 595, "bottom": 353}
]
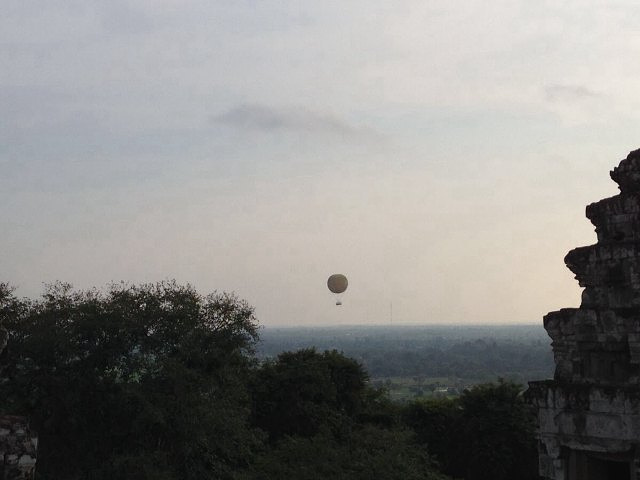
[{"left": 0, "top": 281, "right": 261, "bottom": 480}]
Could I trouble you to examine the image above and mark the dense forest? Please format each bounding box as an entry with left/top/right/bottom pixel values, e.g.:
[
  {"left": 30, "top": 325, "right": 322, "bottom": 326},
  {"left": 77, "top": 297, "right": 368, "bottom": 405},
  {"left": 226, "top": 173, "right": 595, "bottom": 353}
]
[
  {"left": 0, "top": 282, "right": 539, "bottom": 480},
  {"left": 259, "top": 325, "right": 554, "bottom": 399},
  {"left": 259, "top": 325, "right": 553, "bottom": 379}
]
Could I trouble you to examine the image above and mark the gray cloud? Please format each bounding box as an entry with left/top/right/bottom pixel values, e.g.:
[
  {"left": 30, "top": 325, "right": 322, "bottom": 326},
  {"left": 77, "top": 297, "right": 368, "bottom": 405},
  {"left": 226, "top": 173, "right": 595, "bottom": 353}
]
[
  {"left": 98, "top": 1, "right": 155, "bottom": 35},
  {"left": 544, "top": 84, "right": 602, "bottom": 102},
  {"left": 212, "top": 104, "right": 363, "bottom": 137}
]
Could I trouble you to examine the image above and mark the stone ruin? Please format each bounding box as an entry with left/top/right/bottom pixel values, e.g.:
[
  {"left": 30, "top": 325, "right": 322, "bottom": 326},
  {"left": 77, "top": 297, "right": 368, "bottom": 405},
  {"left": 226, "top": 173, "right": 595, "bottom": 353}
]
[
  {"left": 527, "top": 149, "right": 640, "bottom": 480},
  {"left": 0, "top": 327, "right": 36, "bottom": 479},
  {"left": 0, "top": 416, "right": 36, "bottom": 480}
]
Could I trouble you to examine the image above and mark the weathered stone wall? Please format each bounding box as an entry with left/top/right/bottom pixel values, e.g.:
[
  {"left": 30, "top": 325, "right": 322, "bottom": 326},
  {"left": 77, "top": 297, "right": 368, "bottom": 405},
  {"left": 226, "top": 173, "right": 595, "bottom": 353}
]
[{"left": 528, "top": 149, "right": 640, "bottom": 480}]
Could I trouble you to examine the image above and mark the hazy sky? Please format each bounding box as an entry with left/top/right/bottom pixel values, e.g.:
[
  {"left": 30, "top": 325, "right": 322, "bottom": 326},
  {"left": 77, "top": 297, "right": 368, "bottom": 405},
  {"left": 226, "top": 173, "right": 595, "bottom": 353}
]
[{"left": 3, "top": 1, "right": 640, "bottom": 325}]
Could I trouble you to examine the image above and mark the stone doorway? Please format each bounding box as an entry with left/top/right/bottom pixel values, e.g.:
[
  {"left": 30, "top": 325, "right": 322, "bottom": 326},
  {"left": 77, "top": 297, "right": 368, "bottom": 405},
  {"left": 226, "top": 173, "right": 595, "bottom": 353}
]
[{"left": 568, "top": 450, "right": 634, "bottom": 480}]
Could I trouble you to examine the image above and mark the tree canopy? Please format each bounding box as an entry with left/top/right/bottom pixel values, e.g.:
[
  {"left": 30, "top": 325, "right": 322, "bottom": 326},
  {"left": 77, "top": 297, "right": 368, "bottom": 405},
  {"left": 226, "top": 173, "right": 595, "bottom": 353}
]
[
  {"left": 0, "top": 281, "right": 261, "bottom": 480},
  {"left": 405, "top": 379, "right": 538, "bottom": 480},
  {"left": 0, "top": 281, "right": 538, "bottom": 480}
]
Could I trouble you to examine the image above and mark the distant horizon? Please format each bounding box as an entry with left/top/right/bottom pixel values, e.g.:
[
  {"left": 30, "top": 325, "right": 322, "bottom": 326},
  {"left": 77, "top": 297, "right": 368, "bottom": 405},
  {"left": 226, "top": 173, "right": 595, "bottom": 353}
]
[
  {"left": 6, "top": 280, "right": 558, "bottom": 327},
  {"left": 260, "top": 322, "right": 544, "bottom": 329}
]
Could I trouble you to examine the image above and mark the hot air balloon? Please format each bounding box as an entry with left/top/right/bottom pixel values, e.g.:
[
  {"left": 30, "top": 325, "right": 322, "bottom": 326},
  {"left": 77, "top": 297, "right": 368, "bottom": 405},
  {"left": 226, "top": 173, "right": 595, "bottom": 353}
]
[{"left": 327, "top": 274, "right": 348, "bottom": 305}]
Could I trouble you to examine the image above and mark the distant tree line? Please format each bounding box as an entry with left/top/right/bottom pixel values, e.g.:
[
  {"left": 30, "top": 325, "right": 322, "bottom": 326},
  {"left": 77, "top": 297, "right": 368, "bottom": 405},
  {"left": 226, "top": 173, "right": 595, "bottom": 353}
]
[
  {"left": 0, "top": 282, "right": 538, "bottom": 480},
  {"left": 259, "top": 326, "right": 554, "bottom": 382}
]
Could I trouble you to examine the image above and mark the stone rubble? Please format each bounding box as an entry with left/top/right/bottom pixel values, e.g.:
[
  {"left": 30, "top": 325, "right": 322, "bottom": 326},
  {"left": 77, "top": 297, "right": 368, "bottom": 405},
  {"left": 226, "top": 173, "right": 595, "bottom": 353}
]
[
  {"left": 0, "top": 416, "right": 36, "bottom": 480},
  {"left": 0, "top": 308, "right": 36, "bottom": 478}
]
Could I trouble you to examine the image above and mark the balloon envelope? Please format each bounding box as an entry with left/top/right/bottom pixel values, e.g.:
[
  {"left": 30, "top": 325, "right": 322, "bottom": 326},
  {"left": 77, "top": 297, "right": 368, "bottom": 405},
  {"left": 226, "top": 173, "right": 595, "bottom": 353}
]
[{"left": 327, "top": 274, "right": 348, "bottom": 294}]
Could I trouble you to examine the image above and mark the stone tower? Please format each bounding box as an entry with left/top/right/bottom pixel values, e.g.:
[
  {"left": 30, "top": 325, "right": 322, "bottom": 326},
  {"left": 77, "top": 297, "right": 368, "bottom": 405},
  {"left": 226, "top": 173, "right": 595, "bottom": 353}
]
[{"left": 528, "top": 149, "right": 640, "bottom": 480}]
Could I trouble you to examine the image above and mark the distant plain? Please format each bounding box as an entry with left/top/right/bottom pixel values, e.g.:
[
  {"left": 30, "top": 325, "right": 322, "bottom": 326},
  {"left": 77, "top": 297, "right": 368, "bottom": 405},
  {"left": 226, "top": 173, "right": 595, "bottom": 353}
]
[{"left": 258, "top": 324, "right": 554, "bottom": 401}]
